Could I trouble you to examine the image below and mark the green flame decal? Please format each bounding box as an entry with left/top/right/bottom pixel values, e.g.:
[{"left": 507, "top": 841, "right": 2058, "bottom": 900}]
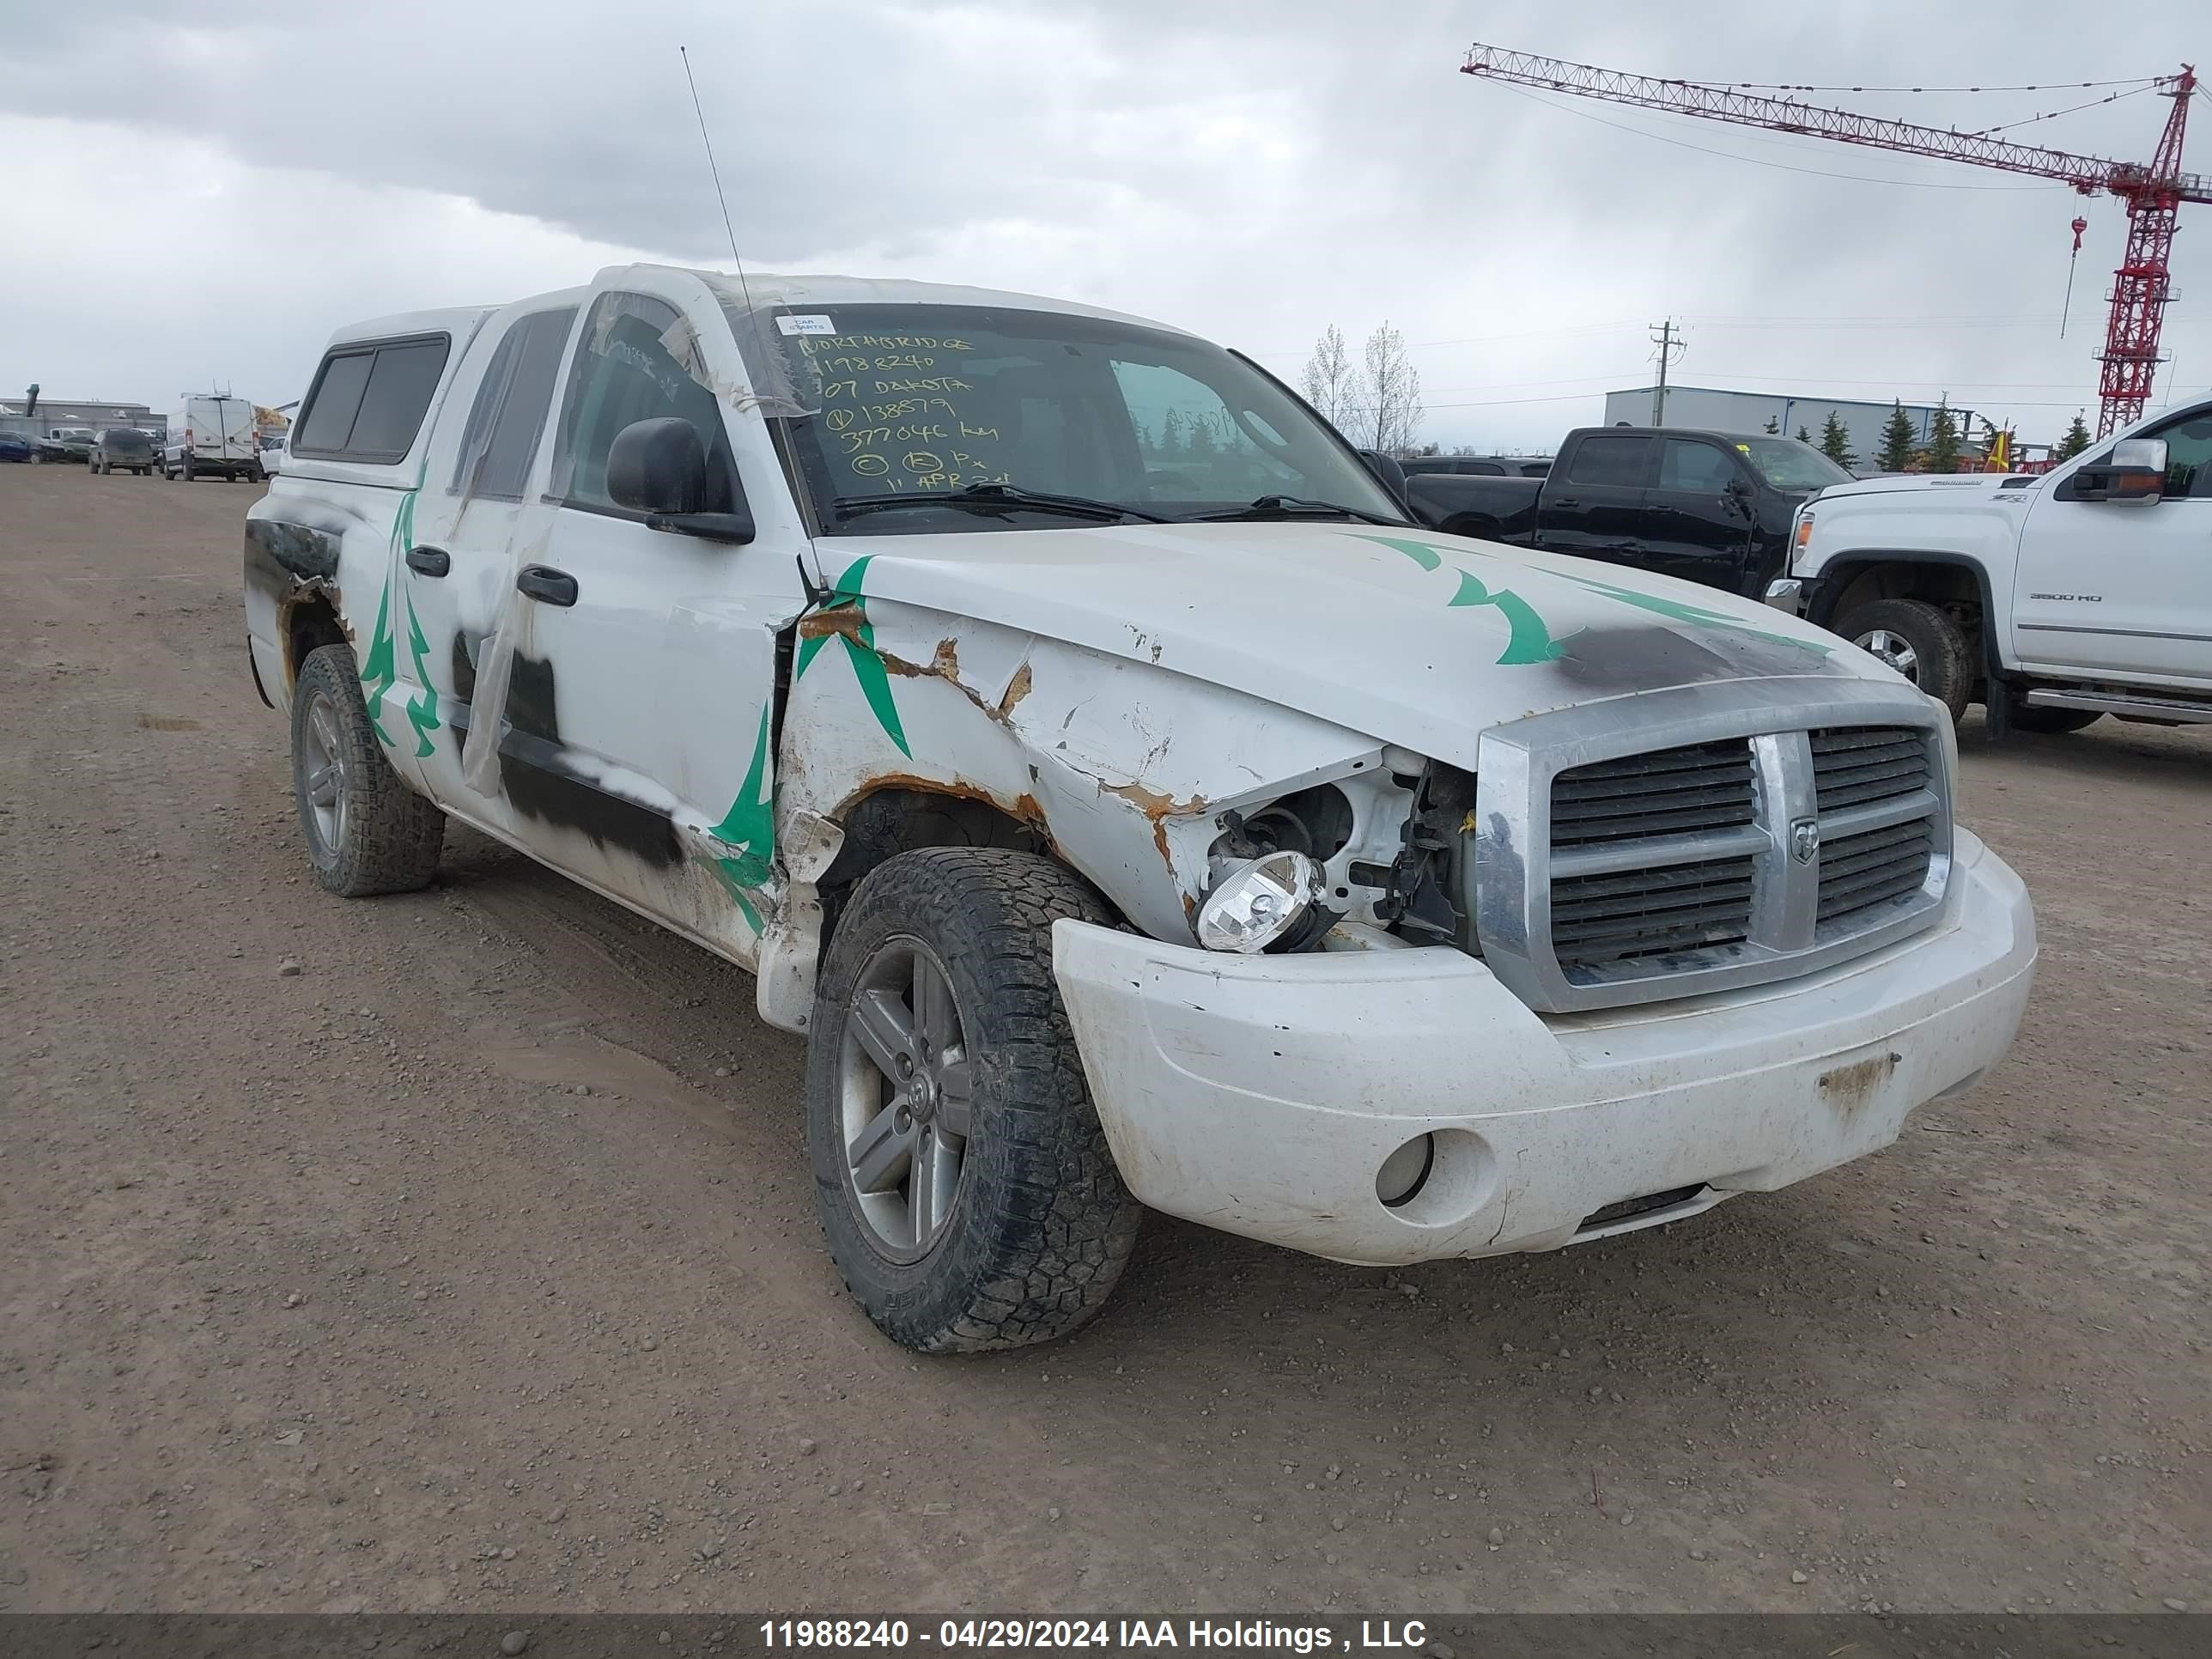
[
  {"left": 705, "top": 703, "right": 776, "bottom": 933},
  {"left": 796, "top": 555, "right": 910, "bottom": 757},
  {"left": 1347, "top": 532, "right": 1829, "bottom": 663}
]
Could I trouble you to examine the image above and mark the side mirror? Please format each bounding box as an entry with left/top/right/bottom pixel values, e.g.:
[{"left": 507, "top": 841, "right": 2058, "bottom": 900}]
[
  {"left": 605, "top": 416, "right": 756, "bottom": 543},
  {"left": 608, "top": 416, "right": 708, "bottom": 514},
  {"left": 1358, "top": 447, "right": 1408, "bottom": 505},
  {"left": 2075, "top": 436, "right": 2166, "bottom": 504}
]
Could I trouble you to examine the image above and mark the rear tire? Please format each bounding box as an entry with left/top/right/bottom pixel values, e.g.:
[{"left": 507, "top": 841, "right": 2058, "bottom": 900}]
[
  {"left": 181, "top": 457, "right": 195, "bottom": 483},
  {"left": 806, "top": 848, "right": 1143, "bottom": 1352},
  {"left": 289, "top": 643, "right": 444, "bottom": 897},
  {"left": 2007, "top": 703, "right": 2104, "bottom": 734},
  {"left": 1838, "top": 598, "right": 1973, "bottom": 721}
]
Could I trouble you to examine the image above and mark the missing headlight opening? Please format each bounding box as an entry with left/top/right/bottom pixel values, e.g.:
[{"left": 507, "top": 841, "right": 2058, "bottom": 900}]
[{"left": 1348, "top": 762, "right": 1475, "bottom": 946}]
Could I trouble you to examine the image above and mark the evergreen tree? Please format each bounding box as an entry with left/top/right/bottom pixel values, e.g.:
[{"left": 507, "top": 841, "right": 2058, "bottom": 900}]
[
  {"left": 1818, "top": 410, "right": 1857, "bottom": 469},
  {"left": 1158, "top": 408, "right": 1185, "bottom": 455},
  {"left": 1876, "top": 401, "right": 1917, "bottom": 473},
  {"left": 1796, "top": 425, "right": 1813, "bottom": 445},
  {"left": 1763, "top": 414, "right": 1781, "bottom": 434},
  {"left": 1926, "top": 398, "right": 1960, "bottom": 474},
  {"left": 2055, "top": 410, "right": 2094, "bottom": 461}
]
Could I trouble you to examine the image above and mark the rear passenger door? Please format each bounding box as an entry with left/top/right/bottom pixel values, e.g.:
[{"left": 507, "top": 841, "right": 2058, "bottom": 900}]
[
  {"left": 399, "top": 301, "right": 580, "bottom": 823},
  {"left": 1538, "top": 434, "right": 1653, "bottom": 563},
  {"left": 1642, "top": 436, "right": 1756, "bottom": 592}
]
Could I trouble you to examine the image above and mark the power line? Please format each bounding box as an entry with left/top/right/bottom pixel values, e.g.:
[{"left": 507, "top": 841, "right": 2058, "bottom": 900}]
[{"left": 1966, "top": 83, "right": 2160, "bottom": 137}]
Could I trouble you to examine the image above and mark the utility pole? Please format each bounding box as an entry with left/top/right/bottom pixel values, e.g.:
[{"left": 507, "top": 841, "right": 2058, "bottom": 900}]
[{"left": 1650, "top": 319, "right": 1685, "bottom": 426}]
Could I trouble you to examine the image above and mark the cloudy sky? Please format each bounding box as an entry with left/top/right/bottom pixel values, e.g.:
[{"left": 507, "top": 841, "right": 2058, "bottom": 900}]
[{"left": 4, "top": 0, "right": 2207, "bottom": 450}]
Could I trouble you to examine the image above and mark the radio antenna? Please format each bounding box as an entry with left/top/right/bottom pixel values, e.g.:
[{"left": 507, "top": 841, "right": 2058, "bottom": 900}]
[{"left": 678, "top": 45, "right": 757, "bottom": 316}]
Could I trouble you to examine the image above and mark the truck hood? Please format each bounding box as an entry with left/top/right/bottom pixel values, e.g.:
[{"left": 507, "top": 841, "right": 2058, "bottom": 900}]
[
  {"left": 1814, "top": 474, "right": 2030, "bottom": 504},
  {"left": 823, "top": 521, "right": 1893, "bottom": 772}
]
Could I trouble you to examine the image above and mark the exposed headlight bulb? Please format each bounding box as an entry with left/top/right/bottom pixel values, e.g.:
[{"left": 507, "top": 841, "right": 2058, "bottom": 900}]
[{"left": 1195, "top": 850, "right": 1328, "bottom": 953}]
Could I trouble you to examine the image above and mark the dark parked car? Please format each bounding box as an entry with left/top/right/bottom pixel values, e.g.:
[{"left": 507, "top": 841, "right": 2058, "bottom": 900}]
[
  {"left": 1400, "top": 427, "right": 1852, "bottom": 599},
  {"left": 0, "top": 432, "right": 31, "bottom": 464},
  {"left": 1401, "top": 453, "right": 1552, "bottom": 478},
  {"left": 33, "top": 426, "right": 97, "bottom": 464},
  {"left": 92, "top": 428, "right": 158, "bottom": 475}
]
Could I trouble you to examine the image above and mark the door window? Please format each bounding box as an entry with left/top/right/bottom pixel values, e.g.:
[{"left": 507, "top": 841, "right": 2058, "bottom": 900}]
[
  {"left": 450, "top": 307, "right": 578, "bottom": 501},
  {"left": 2147, "top": 412, "right": 2212, "bottom": 498},
  {"left": 1564, "top": 435, "right": 1651, "bottom": 487},
  {"left": 549, "top": 293, "right": 734, "bottom": 512},
  {"left": 1656, "top": 439, "right": 1738, "bottom": 493}
]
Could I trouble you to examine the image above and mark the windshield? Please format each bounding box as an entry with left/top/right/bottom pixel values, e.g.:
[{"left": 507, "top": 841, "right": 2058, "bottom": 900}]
[
  {"left": 752, "top": 301, "right": 1403, "bottom": 533},
  {"left": 1733, "top": 437, "right": 1852, "bottom": 492}
]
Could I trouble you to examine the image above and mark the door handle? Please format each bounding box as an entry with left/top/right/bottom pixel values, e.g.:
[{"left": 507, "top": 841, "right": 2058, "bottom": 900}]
[
  {"left": 516, "top": 565, "right": 578, "bottom": 607},
  {"left": 405, "top": 545, "right": 450, "bottom": 578},
  {"left": 1550, "top": 496, "right": 1583, "bottom": 507}
]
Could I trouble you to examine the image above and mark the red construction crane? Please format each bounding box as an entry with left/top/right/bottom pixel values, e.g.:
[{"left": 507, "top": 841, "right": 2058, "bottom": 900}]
[{"left": 1461, "top": 45, "right": 2210, "bottom": 437}]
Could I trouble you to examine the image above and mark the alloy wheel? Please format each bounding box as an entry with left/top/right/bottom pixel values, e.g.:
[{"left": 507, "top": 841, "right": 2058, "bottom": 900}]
[
  {"left": 298, "top": 687, "right": 349, "bottom": 857},
  {"left": 1856, "top": 627, "right": 1919, "bottom": 682},
  {"left": 836, "top": 938, "right": 974, "bottom": 1262}
]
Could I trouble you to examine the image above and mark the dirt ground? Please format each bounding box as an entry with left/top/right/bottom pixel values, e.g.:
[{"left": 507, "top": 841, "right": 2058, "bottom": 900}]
[{"left": 2, "top": 462, "right": 2207, "bottom": 1617}]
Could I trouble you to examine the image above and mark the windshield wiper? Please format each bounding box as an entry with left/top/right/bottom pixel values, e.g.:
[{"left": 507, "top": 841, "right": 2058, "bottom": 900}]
[
  {"left": 1188, "top": 495, "right": 1404, "bottom": 526},
  {"left": 832, "top": 483, "right": 1169, "bottom": 525}
]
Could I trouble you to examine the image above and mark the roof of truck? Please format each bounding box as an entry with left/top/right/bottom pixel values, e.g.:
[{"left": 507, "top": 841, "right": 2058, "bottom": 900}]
[
  {"left": 323, "top": 271, "right": 1184, "bottom": 352},
  {"left": 678, "top": 266, "right": 1189, "bottom": 335}
]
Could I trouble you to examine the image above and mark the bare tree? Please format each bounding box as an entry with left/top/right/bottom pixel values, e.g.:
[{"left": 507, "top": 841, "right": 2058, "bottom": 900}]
[
  {"left": 1300, "top": 325, "right": 1356, "bottom": 432},
  {"left": 1357, "top": 321, "right": 1425, "bottom": 455}
]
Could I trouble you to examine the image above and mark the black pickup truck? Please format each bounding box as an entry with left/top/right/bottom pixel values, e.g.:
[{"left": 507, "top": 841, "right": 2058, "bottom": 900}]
[{"left": 1398, "top": 426, "right": 1852, "bottom": 599}]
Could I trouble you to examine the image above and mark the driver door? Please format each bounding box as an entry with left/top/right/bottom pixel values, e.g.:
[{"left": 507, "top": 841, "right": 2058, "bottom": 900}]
[
  {"left": 494, "top": 278, "right": 809, "bottom": 959},
  {"left": 2012, "top": 408, "right": 2212, "bottom": 681}
]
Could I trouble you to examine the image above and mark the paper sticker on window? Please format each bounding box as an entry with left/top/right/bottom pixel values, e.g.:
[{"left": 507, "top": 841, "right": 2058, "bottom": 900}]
[{"left": 777, "top": 314, "right": 836, "bottom": 337}]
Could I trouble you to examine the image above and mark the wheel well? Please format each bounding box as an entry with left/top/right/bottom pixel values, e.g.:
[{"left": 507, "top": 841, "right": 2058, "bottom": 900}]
[
  {"left": 1826, "top": 557, "right": 1981, "bottom": 626},
  {"left": 284, "top": 592, "right": 349, "bottom": 688},
  {"left": 1443, "top": 513, "right": 1499, "bottom": 541},
  {"left": 817, "top": 787, "right": 1051, "bottom": 947}
]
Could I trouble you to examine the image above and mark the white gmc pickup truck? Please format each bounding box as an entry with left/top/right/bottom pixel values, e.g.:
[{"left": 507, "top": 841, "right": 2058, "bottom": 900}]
[
  {"left": 245, "top": 265, "right": 2035, "bottom": 1351},
  {"left": 1768, "top": 395, "right": 2212, "bottom": 732}
]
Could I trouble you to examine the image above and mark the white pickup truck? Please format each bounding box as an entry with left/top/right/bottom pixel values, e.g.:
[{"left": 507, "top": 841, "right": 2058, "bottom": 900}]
[
  {"left": 1767, "top": 394, "right": 2212, "bottom": 731},
  {"left": 244, "top": 265, "right": 2035, "bottom": 1351}
]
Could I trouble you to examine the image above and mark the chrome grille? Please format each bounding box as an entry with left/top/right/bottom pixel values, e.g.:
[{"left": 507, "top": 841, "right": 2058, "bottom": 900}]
[
  {"left": 1811, "top": 726, "right": 1937, "bottom": 928},
  {"left": 1810, "top": 726, "right": 1930, "bottom": 811},
  {"left": 1819, "top": 817, "right": 1936, "bottom": 924},
  {"left": 1549, "top": 739, "right": 1759, "bottom": 975},
  {"left": 1472, "top": 683, "right": 1954, "bottom": 1014},
  {"left": 1550, "top": 739, "right": 1753, "bottom": 847},
  {"left": 1553, "top": 854, "right": 1756, "bottom": 971}
]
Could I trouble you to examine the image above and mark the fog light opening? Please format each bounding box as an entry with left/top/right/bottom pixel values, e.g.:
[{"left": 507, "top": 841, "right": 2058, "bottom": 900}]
[{"left": 1376, "top": 1133, "right": 1436, "bottom": 1209}]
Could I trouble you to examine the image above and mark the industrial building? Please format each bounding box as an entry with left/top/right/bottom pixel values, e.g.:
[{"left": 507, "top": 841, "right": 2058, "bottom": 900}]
[
  {"left": 1601, "top": 385, "right": 1983, "bottom": 462},
  {"left": 0, "top": 397, "right": 164, "bottom": 443}
]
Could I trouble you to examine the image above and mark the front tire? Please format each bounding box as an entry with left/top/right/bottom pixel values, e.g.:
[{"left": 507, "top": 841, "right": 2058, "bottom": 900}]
[
  {"left": 289, "top": 643, "right": 444, "bottom": 896},
  {"left": 806, "top": 848, "right": 1143, "bottom": 1352},
  {"left": 1838, "top": 598, "right": 1973, "bottom": 720}
]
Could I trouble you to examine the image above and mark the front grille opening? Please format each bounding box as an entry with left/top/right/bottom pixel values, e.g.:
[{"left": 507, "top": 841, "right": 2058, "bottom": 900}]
[
  {"left": 1819, "top": 818, "right": 1934, "bottom": 926},
  {"left": 1550, "top": 738, "right": 1753, "bottom": 848},
  {"left": 1553, "top": 854, "right": 1754, "bottom": 973},
  {"left": 1578, "top": 1184, "right": 1709, "bottom": 1234},
  {"left": 1810, "top": 726, "right": 1930, "bottom": 812}
]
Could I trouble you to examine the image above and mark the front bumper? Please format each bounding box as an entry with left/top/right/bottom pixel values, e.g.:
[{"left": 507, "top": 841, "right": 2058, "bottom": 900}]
[{"left": 1053, "top": 828, "right": 2034, "bottom": 1267}]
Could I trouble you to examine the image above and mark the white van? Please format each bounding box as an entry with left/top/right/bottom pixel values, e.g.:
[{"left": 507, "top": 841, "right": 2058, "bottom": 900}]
[
  {"left": 244, "top": 265, "right": 2035, "bottom": 1352},
  {"left": 163, "top": 394, "right": 261, "bottom": 482}
]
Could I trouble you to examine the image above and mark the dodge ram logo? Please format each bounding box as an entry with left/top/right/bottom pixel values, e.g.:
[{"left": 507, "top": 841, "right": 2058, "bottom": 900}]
[{"left": 1791, "top": 817, "right": 1821, "bottom": 864}]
